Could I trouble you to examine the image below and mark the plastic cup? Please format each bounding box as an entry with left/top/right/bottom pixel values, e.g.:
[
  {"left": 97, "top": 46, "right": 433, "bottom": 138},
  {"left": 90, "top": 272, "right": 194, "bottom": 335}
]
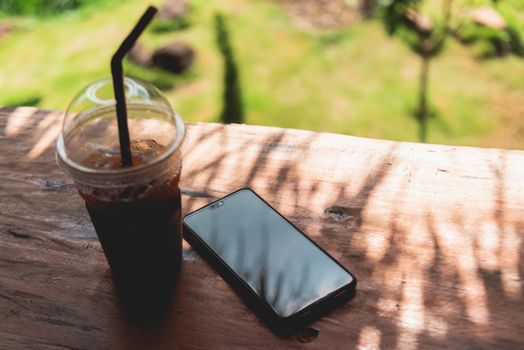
[{"left": 56, "top": 77, "right": 185, "bottom": 311}]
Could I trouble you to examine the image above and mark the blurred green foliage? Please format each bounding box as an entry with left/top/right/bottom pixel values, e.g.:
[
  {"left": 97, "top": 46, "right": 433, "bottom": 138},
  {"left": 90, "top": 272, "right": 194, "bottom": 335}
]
[
  {"left": 382, "top": 0, "right": 418, "bottom": 35},
  {"left": 0, "top": 0, "right": 523, "bottom": 148},
  {"left": 450, "top": 0, "right": 524, "bottom": 57},
  {"left": 457, "top": 17, "right": 524, "bottom": 58},
  {"left": 0, "top": 0, "right": 118, "bottom": 18},
  {"left": 150, "top": 16, "right": 192, "bottom": 33},
  {"left": 381, "top": 0, "right": 449, "bottom": 58},
  {"left": 1, "top": 0, "right": 85, "bottom": 17}
]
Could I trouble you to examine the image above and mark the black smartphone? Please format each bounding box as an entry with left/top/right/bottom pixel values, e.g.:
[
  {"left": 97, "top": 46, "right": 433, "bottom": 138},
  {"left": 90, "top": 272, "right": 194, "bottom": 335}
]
[{"left": 182, "top": 188, "right": 356, "bottom": 336}]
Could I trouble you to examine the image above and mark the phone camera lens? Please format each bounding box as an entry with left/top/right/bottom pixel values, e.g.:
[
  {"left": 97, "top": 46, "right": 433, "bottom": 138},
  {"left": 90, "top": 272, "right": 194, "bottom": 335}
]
[{"left": 210, "top": 201, "right": 223, "bottom": 209}]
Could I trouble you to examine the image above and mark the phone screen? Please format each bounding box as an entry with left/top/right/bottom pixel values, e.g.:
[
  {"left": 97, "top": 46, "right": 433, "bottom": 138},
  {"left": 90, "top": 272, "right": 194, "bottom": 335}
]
[{"left": 183, "top": 189, "right": 354, "bottom": 318}]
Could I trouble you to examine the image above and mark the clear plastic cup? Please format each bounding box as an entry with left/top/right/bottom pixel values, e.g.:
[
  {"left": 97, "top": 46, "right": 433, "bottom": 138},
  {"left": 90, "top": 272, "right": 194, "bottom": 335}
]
[{"left": 56, "top": 77, "right": 185, "bottom": 310}]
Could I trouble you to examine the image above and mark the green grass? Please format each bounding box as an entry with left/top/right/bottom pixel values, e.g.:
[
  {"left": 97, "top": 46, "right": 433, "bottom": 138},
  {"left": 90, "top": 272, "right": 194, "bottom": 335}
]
[{"left": 1, "top": 0, "right": 524, "bottom": 149}]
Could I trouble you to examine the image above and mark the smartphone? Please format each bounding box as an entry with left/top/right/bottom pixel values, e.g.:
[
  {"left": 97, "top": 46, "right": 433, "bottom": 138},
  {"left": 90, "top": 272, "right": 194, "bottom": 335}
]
[{"left": 182, "top": 188, "right": 356, "bottom": 336}]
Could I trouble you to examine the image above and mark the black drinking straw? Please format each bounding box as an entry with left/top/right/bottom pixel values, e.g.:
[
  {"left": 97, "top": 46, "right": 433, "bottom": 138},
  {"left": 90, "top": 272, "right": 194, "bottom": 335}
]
[{"left": 111, "top": 6, "right": 157, "bottom": 166}]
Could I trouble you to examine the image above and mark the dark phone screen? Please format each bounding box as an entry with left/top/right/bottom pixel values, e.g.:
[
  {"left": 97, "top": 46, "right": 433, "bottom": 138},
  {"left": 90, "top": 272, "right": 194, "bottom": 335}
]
[{"left": 183, "top": 189, "right": 354, "bottom": 317}]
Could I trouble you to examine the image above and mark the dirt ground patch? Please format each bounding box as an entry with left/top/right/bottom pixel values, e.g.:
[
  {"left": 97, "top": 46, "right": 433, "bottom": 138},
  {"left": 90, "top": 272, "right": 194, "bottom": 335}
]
[
  {"left": 0, "top": 20, "right": 14, "bottom": 40},
  {"left": 274, "top": 0, "right": 362, "bottom": 30}
]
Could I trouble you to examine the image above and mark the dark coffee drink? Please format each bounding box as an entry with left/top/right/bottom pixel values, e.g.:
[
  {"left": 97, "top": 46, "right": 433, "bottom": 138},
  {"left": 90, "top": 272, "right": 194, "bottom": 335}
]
[
  {"left": 57, "top": 79, "right": 186, "bottom": 317},
  {"left": 79, "top": 140, "right": 182, "bottom": 296}
]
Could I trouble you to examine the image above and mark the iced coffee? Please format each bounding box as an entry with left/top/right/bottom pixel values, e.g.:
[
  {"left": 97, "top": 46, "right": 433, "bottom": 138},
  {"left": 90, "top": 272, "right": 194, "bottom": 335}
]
[{"left": 56, "top": 78, "right": 185, "bottom": 310}]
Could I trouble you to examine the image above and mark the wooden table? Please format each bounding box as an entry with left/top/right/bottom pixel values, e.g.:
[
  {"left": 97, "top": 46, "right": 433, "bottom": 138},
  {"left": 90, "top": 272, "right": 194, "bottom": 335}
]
[{"left": 1, "top": 107, "right": 523, "bottom": 349}]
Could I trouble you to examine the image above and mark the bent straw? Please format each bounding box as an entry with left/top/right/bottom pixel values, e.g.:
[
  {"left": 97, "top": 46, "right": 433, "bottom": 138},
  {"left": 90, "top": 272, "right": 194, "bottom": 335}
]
[{"left": 111, "top": 6, "right": 157, "bottom": 166}]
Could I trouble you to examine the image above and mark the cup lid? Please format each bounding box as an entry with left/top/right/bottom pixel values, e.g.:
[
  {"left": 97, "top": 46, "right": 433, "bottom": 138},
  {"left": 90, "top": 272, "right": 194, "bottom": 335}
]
[{"left": 56, "top": 76, "right": 184, "bottom": 178}]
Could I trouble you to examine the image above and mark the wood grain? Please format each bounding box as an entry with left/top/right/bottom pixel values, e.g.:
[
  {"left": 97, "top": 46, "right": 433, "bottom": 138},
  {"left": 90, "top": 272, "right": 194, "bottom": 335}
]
[{"left": 1, "top": 107, "right": 523, "bottom": 349}]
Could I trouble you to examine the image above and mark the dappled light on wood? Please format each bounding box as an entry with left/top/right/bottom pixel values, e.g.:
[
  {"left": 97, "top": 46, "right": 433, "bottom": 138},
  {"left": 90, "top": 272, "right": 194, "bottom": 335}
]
[
  {"left": 179, "top": 121, "right": 523, "bottom": 348},
  {"left": 433, "top": 219, "right": 490, "bottom": 326},
  {"left": 358, "top": 325, "right": 381, "bottom": 349},
  {"left": 5, "top": 107, "right": 35, "bottom": 137},
  {"left": 4, "top": 107, "right": 62, "bottom": 159},
  {"left": 1, "top": 107, "right": 523, "bottom": 349},
  {"left": 27, "top": 112, "right": 61, "bottom": 159}
]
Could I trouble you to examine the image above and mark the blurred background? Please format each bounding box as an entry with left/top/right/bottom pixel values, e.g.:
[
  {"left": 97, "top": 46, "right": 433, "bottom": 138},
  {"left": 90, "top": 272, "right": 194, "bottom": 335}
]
[{"left": 0, "top": 0, "right": 523, "bottom": 148}]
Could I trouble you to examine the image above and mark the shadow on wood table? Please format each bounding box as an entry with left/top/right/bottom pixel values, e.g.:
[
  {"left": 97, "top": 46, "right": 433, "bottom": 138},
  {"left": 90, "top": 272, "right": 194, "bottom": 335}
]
[{"left": 1, "top": 107, "right": 523, "bottom": 349}]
